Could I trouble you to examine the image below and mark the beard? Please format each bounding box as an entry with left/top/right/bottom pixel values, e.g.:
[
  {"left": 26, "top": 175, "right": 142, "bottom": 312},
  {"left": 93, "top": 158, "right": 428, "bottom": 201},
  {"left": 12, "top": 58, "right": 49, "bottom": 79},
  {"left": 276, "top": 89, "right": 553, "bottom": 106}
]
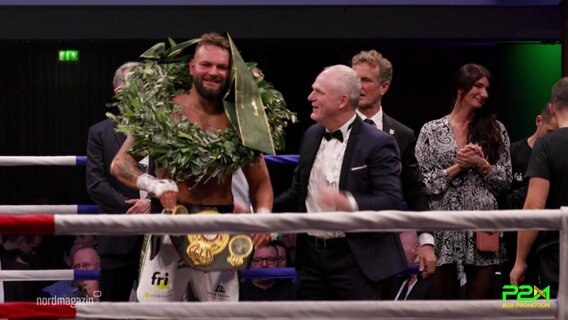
[{"left": 193, "top": 74, "right": 228, "bottom": 101}]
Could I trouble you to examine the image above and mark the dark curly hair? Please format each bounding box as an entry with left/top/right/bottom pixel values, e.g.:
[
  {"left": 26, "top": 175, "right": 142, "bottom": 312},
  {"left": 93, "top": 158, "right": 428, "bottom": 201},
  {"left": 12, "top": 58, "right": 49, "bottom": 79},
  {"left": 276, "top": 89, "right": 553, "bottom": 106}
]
[{"left": 454, "top": 63, "right": 501, "bottom": 164}]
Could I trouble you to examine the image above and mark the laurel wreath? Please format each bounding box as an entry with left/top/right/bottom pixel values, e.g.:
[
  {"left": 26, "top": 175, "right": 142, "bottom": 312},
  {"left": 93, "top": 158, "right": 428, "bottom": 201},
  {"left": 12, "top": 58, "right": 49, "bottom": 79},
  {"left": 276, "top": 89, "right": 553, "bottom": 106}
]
[{"left": 110, "top": 39, "right": 296, "bottom": 184}]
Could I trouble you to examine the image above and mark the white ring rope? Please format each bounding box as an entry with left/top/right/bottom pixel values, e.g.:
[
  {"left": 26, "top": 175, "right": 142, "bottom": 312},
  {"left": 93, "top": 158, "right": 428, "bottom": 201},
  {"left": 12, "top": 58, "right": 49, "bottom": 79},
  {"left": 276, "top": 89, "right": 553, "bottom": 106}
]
[
  {"left": 1, "top": 156, "right": 564, "bottom": 319},
  {"left": 53, "top": 208, "right": 565, "bottom": 320},
  {"left": 53, "top": 209, "right": 565, "bottom": 235},
  {"left": 0, "top": 270, "right": 76, "bottom": 281},
  {"left": 74, "top": 301, "right": 557, "bottom": 319},
  {"left": 0, "top": 156, "right": 77, "bottom": 166},
  {"left": 0, "top": 205, "right": 80, "bottom": 214},
  {"left": 3, "top": 209, "right": 567, "bottom": 319}
]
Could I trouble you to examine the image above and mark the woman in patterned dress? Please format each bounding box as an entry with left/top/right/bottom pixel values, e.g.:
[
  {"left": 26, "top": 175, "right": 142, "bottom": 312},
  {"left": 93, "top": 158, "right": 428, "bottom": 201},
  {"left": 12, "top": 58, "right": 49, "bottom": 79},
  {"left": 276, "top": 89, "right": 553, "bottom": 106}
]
[{"left": 415, "top": 64, "right": 512, "bottom": 299}]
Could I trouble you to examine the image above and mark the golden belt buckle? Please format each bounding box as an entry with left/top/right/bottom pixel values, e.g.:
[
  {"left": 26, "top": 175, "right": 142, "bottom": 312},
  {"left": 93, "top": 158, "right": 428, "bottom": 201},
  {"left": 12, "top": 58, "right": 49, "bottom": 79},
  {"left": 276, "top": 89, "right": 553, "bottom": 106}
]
[{"left": 168, "top": 205, "right": 253, "bottom": 268}]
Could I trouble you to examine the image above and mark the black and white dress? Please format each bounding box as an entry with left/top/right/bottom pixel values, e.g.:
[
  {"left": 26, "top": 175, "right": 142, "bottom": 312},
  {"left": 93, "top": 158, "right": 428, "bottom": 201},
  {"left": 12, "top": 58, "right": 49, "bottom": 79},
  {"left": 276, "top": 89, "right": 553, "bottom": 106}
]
[{"left": 415, "top": 115, "right": 512, "bottom": 279}]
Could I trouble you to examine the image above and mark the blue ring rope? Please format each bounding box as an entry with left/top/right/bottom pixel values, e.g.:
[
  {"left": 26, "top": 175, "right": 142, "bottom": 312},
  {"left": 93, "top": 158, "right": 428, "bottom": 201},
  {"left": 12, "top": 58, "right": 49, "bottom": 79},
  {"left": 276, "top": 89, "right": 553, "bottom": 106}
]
[
  {"left": 76, "top": 155, "right": 298, "bottom": 167},
  {"left": 65, "top": 265, "right": 418, "bottom": 281},
  {"left": 74, "top": 269, "right": 100, "bottom": 280}
]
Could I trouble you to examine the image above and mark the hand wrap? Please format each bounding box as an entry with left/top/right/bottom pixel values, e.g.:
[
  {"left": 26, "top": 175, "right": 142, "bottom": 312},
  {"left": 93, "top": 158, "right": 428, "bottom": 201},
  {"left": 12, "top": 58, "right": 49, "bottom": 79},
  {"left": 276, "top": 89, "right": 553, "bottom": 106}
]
[
  {"left": 255, "top": 207, "right": 271, "bottom": 214},
  {"left": 136, "top": 173, "right": 178, "bottom": 198}
]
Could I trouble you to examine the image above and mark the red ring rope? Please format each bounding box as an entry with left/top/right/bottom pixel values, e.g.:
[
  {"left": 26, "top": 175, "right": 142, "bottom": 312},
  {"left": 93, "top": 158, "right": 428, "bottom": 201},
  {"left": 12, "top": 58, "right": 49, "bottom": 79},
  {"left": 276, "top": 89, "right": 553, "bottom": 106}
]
[
  {"left": 0, "top": 302, "right": 75, "bottom": 319},
  {"left": 0, "top": 215, "right": 54, "bottom": 234}
]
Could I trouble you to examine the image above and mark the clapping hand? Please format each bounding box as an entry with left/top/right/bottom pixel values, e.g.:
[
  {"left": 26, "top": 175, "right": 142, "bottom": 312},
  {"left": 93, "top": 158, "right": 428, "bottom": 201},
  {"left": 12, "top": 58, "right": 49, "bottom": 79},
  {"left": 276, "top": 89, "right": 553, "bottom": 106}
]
[
  {"left": 314, "top": 185, "right": 351, "bottom": 212},
  {"left": 456, "top": 143, "right": 484, "bottom": 168}
]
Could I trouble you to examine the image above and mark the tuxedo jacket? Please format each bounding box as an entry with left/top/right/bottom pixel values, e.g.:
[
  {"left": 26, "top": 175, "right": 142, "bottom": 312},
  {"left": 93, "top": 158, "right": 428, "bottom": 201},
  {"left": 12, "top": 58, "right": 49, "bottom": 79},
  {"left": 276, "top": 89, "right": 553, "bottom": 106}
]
[
  {"left": 275, "top": 116, "right": 407, "bottom": 282},
  {"left": 382, "top": 113, "right": 429, "bottom": 211},
  {"left": 86, "top": 119, "right": 141, "bottom": 258}
]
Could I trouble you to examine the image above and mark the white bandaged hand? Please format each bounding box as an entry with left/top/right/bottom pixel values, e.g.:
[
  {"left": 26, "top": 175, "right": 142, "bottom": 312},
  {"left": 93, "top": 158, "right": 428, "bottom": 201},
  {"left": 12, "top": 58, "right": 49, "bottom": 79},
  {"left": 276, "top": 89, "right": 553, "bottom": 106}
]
[
  {"left": 136, "top": 173, "right": 178, "bottom": 198},
  {"left": 255, "top": 207, "right": 271, "bottom": 214}
]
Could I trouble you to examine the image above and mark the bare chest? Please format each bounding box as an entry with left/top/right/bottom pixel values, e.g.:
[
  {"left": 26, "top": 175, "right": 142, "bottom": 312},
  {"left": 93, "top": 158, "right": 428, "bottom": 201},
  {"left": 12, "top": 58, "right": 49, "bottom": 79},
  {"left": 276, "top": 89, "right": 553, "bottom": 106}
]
[
  {"left": 173, "top": 97, "right": 229, "bottom": 131},
  {"left": 184, "top": 110, "right": 229, "bottom": 131}
]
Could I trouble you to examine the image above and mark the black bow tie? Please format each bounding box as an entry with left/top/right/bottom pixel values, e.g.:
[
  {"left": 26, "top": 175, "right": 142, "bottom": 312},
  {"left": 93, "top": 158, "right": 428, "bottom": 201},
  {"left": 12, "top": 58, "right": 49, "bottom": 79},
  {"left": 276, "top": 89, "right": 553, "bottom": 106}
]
[
  {"left": 323, "top": 130, "right": 343, "bottom": 142},
  {"left": 363, "top": 118, "right": 376, "bottom": 127}
]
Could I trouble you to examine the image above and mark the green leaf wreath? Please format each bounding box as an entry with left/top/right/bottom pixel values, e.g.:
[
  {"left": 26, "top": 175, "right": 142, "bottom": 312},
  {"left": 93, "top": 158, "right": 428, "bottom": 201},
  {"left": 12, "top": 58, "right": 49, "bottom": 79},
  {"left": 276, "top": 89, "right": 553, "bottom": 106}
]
[{"left": 109, "top": 38, "right": 297, "bottom": 184}]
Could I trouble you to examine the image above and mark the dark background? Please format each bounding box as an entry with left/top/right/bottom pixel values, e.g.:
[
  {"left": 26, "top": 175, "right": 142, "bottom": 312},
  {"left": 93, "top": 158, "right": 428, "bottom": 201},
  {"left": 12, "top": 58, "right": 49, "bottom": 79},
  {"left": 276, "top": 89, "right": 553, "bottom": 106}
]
[{"left": 0, "top": 3, "right": 562, "bottom": 206}]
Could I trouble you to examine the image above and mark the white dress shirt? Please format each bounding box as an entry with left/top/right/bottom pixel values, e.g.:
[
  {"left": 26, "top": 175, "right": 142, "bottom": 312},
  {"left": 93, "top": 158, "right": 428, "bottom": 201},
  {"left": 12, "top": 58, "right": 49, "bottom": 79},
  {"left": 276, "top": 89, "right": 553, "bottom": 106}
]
[
  {"left": 306, "top": 115, "right": 357, "bottom": 239},
  {"left": 357, "top": 108, "right": 383, "bottom": 131},
  {"left": 394, "top": 275, "right": 418, "bottom": 301}
]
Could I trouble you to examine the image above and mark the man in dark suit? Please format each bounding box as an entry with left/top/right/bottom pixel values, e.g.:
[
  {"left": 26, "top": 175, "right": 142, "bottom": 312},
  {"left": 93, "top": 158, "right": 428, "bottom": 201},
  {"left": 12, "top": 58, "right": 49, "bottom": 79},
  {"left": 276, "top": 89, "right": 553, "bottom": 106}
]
[
  {"left": 86, "top": 62, "right": 149, "bottom": 301},
  {"left": 392, "top": 232, "right": 433, "bottom": 300},
  {"left": 275, "top": 65, "right": 406, "bottom": 300},
  {"left": 351, "top": 50, "right": 436, "bottom": 279}
]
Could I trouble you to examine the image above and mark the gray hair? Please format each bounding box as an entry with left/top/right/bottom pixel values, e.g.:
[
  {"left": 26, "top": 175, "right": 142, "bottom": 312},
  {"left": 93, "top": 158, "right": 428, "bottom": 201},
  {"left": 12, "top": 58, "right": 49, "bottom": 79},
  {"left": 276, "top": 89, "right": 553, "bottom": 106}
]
[
  {"left": 112, "top": 62, "right": 140, "bottom": 91},
  {"left": 551, "top": 77, "right": 568, "bottom": 110},
  {"left": 324, "top": 64, "right": 361, "bottom": 107}
]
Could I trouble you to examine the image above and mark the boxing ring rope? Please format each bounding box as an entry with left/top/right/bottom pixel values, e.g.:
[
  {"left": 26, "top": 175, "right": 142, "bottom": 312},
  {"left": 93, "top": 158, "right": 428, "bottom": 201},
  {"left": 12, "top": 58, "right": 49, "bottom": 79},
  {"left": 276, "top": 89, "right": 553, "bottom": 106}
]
[
  {"left": 0, "top": 209, "right": 565, "bottom": 319},
  {"left": 0, "top": 154, "right": 299, "bottom": 214},
  {"left": 0, "top": 156, "right": 84, "bottom": 166},
  {"left": 0, "top": 209, "right": 560, "bottom": 235},
  {"left": 0, "top": 270, "right": 99, "bottom": 281},
  {"left": 5, "top": 300, "right": 555, "bottom": 320},
  {"left": 0, "top": 204, "right": 99, "bottom": 214},
  {"left": 0, "top": 155, "right": 566, "bottom": 319},
  {"left": 0, "top": 268, "right": 295, "bottom": 282},
  {"left": 0, "top": 155, "right": 300, "bottom": 167}
]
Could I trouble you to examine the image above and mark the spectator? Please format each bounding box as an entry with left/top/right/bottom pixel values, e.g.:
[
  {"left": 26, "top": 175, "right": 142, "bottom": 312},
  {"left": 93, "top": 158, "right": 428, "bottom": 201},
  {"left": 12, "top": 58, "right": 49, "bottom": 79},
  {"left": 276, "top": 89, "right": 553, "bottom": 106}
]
[
  {"left": 1, "top": 235, "right": 43, "bottom": 301},
  {"left": 239, "top": 245, "right": 295, "bottom": 301},
  {"left": 415, "top": 63, "right": 512, "bottom": 299},
  {"left": 269, "top": 240, "right": 290, "bottom": 268},
  {"left": 351, "top": 50, "right": 435, "bottom": 279},
  {"left": 42, "top": 244, "right": 100, "bottom": 299},
  {"left": 279, "top": 234, "right": 296, "bottom": 267},
  {"left": 86, "top": 62, "right": 148, "bottom": 302}
]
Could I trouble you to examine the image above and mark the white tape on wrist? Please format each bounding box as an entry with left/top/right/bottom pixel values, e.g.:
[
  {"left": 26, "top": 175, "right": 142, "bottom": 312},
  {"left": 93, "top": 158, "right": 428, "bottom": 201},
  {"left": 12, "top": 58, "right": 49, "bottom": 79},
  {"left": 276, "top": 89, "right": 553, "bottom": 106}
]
[
  {"left": 136, "top": 173, "right": 178, "bottom": 198},
  {"left": 256, "top": 207, "right": 271, "bottom": 214}
]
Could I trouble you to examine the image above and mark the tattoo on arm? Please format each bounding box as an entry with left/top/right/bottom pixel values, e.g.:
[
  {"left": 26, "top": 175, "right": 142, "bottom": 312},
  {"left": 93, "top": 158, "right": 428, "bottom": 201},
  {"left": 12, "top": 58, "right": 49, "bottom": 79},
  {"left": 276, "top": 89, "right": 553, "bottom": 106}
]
[{"left": 112, "top": 153, "right": 144, "bottom": 189}]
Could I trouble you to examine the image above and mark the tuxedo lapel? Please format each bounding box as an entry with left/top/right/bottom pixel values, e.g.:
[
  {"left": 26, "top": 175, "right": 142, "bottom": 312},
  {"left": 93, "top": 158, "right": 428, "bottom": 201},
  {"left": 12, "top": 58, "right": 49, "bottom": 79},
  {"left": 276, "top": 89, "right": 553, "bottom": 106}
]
[{"left": 339, "top": 117, "right": 362, "bottom": 189}]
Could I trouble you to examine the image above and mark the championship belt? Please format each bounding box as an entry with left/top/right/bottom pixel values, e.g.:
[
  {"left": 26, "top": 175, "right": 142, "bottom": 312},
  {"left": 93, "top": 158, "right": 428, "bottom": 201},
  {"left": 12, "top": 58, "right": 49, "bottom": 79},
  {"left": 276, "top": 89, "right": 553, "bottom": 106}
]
[{"left": 166, "top": 205, "right": 254, "bottom": 271}]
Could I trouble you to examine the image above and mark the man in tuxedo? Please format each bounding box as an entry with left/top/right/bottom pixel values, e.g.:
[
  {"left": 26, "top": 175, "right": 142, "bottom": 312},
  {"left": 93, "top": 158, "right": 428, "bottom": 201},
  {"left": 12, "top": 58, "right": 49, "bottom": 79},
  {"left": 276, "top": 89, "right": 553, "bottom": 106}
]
[
  {"left": 351, "top": 50, "right": 436, "bottom": 279},
  {"left": 86, "top": 62, "right": 149, "bottom": 301},
  {"left": 275, "top": 65, "right": 406, "bottom": 300}
]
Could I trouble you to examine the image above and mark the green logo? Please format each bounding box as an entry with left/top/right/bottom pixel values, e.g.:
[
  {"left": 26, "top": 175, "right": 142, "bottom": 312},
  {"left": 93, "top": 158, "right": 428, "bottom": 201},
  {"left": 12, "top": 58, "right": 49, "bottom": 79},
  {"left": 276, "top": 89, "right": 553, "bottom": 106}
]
[{"left": 502, "top": 285, "right": 550, "bottom": 301}]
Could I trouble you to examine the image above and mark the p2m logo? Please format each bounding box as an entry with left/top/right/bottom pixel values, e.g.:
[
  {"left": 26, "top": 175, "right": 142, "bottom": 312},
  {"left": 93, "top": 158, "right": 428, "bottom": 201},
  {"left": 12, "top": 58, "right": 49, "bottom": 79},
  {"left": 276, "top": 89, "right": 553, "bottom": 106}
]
[{"left": 502, "top": 285, "right": 550, "bottom": 301}]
